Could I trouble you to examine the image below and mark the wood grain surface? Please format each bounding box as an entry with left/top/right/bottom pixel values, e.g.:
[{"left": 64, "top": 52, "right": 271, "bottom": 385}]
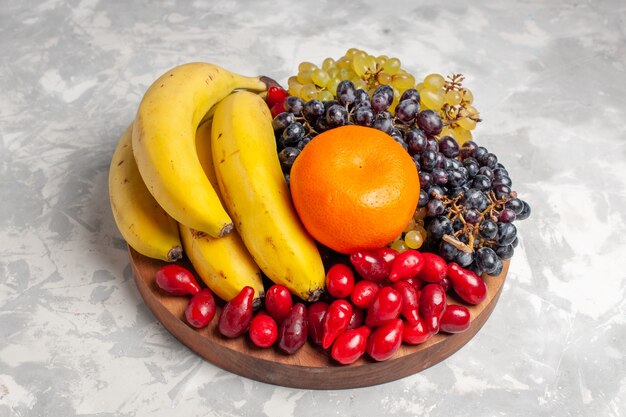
[{"left": 129, "top": 247, "right": 508, "bottom": 389}]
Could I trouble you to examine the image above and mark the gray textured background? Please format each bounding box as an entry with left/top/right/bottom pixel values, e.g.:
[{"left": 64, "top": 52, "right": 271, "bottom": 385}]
[{"left": 1, "top": 0, "right": 625, "bottom": 416}]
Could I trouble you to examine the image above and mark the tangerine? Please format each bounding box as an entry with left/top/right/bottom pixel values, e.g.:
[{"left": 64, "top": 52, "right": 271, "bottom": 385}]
[{"left": 289, "top": 125, "right": 420, "bottom": 254}]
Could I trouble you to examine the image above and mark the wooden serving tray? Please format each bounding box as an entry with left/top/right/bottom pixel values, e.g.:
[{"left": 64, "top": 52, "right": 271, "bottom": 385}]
[{"left": 129, "top": 247, "right": 508, "bottom": 389}]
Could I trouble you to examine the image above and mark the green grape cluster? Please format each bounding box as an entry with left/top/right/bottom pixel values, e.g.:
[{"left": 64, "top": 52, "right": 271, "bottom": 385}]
[
  {"left": 416, "top": 73, "right": 480, "bottom": 145},
  {"left": 288, "top": 48, "right": 416, "bottom": 110}
]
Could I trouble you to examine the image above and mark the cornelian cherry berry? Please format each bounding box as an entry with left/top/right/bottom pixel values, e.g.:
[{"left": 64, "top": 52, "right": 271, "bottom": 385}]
[
  {"left": 249, "top": 312, "right": 278, "bottom": 348},
  {"left": 266, "top": 86, "right": 289, "bottom": 108},
  {"left": 325, "top": 264, "right": 355, "bottom": 299},
  {"left": 185, "top": 288, "right": 216, "bottom": 329},
  {"left": 155, "top": 264, "right": 200, "bottom": 296},
  {"left": 265, "top": 284, "right": 293, "bottom": 324},
  {"left": 350, "top": 280, "right": 379, "bottom": 309}
]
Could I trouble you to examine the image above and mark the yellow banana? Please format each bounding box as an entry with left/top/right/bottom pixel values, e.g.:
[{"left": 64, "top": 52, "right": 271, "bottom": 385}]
[
  {"left": 132, "top": 62, "right": 271, "bottom": 237},
  {"left": 211, "top": 91, "right": 326, "bottom": 302},
  {"left": 178, "top": 121, "right": 265, "bottom": 304},
  {"left": 109, "top": 123, "right": 182, "bottom": 262}
]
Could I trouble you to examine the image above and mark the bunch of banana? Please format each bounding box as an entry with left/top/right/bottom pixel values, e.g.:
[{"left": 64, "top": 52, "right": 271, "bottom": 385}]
[{"left": 109, "top": 62, "right": 326, "bottom": 303}]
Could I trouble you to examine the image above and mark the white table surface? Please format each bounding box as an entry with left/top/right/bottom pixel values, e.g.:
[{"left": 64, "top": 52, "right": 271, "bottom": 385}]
[{"left": 1, "top": 0, "right": 625, "bottom": 416}]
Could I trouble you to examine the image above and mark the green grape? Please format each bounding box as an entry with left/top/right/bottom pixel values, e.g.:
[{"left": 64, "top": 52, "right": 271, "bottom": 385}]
[
  {"left": 352, "top": 77, "right": 367, "bottom": 90},
  {"left": 382, "top": 57, "right": 401, "bottom": 75},
  {"left": 298, "top": 61, "right": 317, "bottom": 73},
  {"left": 339, "top": 68, "right": 355, "bottom": 80},
  {"left": 376, "top": 55, "right": 389, "bottom": 65},
  {"left": 403, "top": 218, "right": 416, "bottom": 233},
  {"left": 311, "top": 68, "right": 330, "bottom": 87},
  {"left": 453, "top": 126, "right": 472, "bottom": 144},
  {"left": 461, "top": 88, "right": 474, "bottom": 104},
  {"left": 318, "top": 89, "right": 334, "bottom": 102},
  {"left": 404, "top": 230, "right": 424, "bottom": 249},
  {"left": 391, "top": 73, "right": 416, "bottom": 91},
  {"left": 424, "top": 73, "right": 445, "bottom": 90},
  {"left": 297, "top": 70, "right": 312, "bottom": 84},
  {"left": 301, "top": 83, "right": 318, "bottom": 101},
  {"left": 413, "top": 207, "right": 427, "bottom": 221},
  {"left": 439, "top": 125, "right": 455, "bottom": 139},
  {"left": 328, "top": 67, "right": 340, "bottom": 78},
  {"left": 444, "top": 90, "right": 462, "bottom": 106},
  {"left": 322, "top": 57, "right": 336, "bottom": 71},
  {"left": 415, "top": 224, "right": 427, "bottom": 239},
  {"left": 287, "top": 76, "right": 299, "bottom": 88},
  {"left": 457, "top": 117, "right": 476, "bottom": 131},
  {"left": 377, "top": 72, "right": 392, "bottom": 85},
  {"left": 337, "top": 56, "right": 352, "bottom": 69},
  {"left": 390, "top": 239, "right": 408, "bottom": 253},
  {"left": 326, "top": 77, "right": 341, "bottom": 95},
  {"left": 346, "top": 47, "right": 362, "bottom": 57},
  {"left": 465, "top": 104, "right": 479, "bottom": 118},
  {"left": 421, "top": 88, "right": 445, "bottom": 110},
  {"left": 352, "top": 54, "right": 376, "bottom": 77},
  {"left": 415, "top": 82, "right": 425, "bottom": 91},
  {"left": 289, "top": 82, "right": 303, "bottom": 97}
]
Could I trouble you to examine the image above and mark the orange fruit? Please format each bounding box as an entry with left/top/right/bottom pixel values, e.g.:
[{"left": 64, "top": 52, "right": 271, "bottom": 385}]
[{"left": 290, "top": 125, "right": 420, "bottom": 254}]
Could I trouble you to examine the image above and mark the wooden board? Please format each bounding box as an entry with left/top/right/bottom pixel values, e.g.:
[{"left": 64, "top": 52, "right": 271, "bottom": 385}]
[{"left": 130, "top": 247, "right": 508, "bottom": 389}]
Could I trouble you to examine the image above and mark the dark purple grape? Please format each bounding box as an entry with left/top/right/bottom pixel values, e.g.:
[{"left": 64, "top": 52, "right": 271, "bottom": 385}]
[
  {"left": 447, "top": 169, "right": 468, "bottom": 188},
  {"left": 493, "top": 176, "right": 512, "bottom": 188},
  {"left": 412, "top": 156, "right": 421, "bottom": 172},
  {"left": 499, "top": 208, "right": 516, "bottom": 223},
  {"left": 472, "top": 174, "right": 492, "bottom": 192},
  {"left": 278, "top": 147, "right": 300, "bottom": 172},
  {"left": 439, "top": 241, "right": 459, "bottom": 262},
  {"left": 425, "top": 137, "right": 439, "bottom": 153},
  {"left": 421, "top": 150, "right": 437, "bottom": 171},
  {"left": 419, "top": 172, "right": 433, "bottom": 188},
  {"left": 496, "top": 222, "right": 517, "bottom": 245},
  {"left": 378, "top": 110, "right": 393, "bottom": 120},
  {"left": 406, "top": 129, "right": 428, "bottom": 155},
  {"left": 303, "top": 100, "right": 325, "bottom": 121},
  {"left": 449, "top": 187, "right": 466, "bottom": 199},
  {"left": 296, "top": 136, "right": 312, "bottom": 150},
  {"left": 459, "top": 141, "right": 478, "bottom": 160},
  {"left": 400, "top": 88, "right": 420, "bottom": 103},
  {"left": 455, "top": 250, "right": 474, "bottom": 267},
  {"left": 438, "top": 136, "right": 460, "bottom": 158},
  {"left": 323, "top": 100, "right": 340, "bottom": 110},
  {"left": 490, "top": 257, "right": 504, "bottom": 276},
  {"left": 434, "top": 152, "right": 445, "bottom": 169},
  {"left": 478, "top": 166, "right": 494, "bottom": 180},
  {"left": 315, "top": 116, "right": 329, "bottom": 133},
  {"left": 465, "top": 209, "right": 481, "bottom": 224},
  {"left": 463, "top": 158, "right": 480, "bottom": 177},
  {"left": 511, "top": 237, "right": 519, "bottom": 248},
  {"left": 427, "top": 215, "right": 453, "bottom": 239},
  {"left": 354, "top": 106, "right": 375, "bottom": 127},
  {"left": 517, "top": 201, "right": 531, "bottom": 220},
  {"left": 476, "top": 247, "right": 498, "bottom": 274},
  {"left": 284, "top": 173, "right": 290, "bottom": 185},
  {"left": 426, "top": 199, "right": 445, "bottom": 217},
  {"left": 505, "top": 198, "right": 524, "bottom": 214},
  {"left": 477, "top": 152, "right": 497, "bottom": 169},
  {"left": 479, "top": 220, "right": 497, "bottom": 239},
  {"left": 393, "top": 136, "right": 408, "bottom": 151},
  {"left": 354, "top": 88, "right": 370, "bottom": 106},
  {"left": 431, "top": 168, "right": 448, "bottom": 185},
  {"left": 418, "top": 190, "right": 429, "bottom": 207},
  {"left": 373, "top": 117, "right": 393, "bottom": 134},
  {"left": 495, "top": 245, "right": 514, "bottom": 260},
  {"left": 284, "top": 96, "right": 304, "bottom": 115},
  {"left": 395, "top": 99, "right": 420, "bottom": 123},
  {"left": 494, "top": 184, "right": 512, "bottom": 199},
  {"left": 462, "top": 189, "right": 484, "bottom": 210},
  {"left": 326, "top": 104, "right": 348, "bottom": 128},
  {"left": 371, "top": 93, "right": 389, "bottom": 113},
  {"left": 493, "top": 168, "right": 509, "bottom": 180},
  {"left": 428, "top": 185, "right": 445, "bottom": 198},
  {"left": 336, "top": 80, "right": 356, "bottom": 106},
  {"left": 473, "top": 146, "right": 488, "bottom": 161},
  {"left": 416, "top": 110, "right": 443, "bottom": 136},
  {"left": 452, "top": 218, "right": 464, "bottom": 231},
  {"left": 281, "top": 122, "right": 305, "bottom": 146},
  {"left": 273, "top": 112, "right": 295, "bottom": 132},
  {"left": 374, "top": 85, "right": 393, "bottom": 105}
]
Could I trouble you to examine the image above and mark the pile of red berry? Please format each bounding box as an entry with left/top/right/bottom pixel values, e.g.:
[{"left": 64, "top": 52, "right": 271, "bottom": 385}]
[{"left": 155, "top": 247, "right": 490, "bottom": 365}]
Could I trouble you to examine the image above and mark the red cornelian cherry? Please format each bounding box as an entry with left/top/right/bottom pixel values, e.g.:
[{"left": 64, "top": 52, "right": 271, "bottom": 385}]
[
  {"left": 402, "top": 317, "right": 433, "bottom": 345},
  {"left": 365, "top": 287, "right": 402, "bottom": 328},
  {"left": 185, "top": 288, "right": 216, "bottom": 329},
  {"left": 322, "top": 300, "right": 353, "bottom": 349},
  {"left": 347, "top": 307, "right": 365, "bottom": 330},
  {"left": 155, "top": 264, "right": 201, "bottom": 296},
  {"left": 350, "top": 280, "right": 380, "bottom": 309},
  {"left": 277, "top": 303, "right": 308, "bottom": 355},
  {"left": 218, "top": 286, "right": 255, "bottom": 338},
  {"left": 307, "top": 301, "right": 329, "bottom": 346},
  {"left": 446, "top": 262, "right": 487, "bottom": 305},
  {"left": 375, "top": 247, "right": 398, "bottom": 269},
  {"left": 388, "top": 250, "right": 424, "bottom": 282},
  {"left": 419, "top": 284, "right": 447, "bottom": 334},
  {"left": 366, "top": 318, "right": 404, "bottom": 361},
  {"left": 350, "top": 250, "right": 391, "bottom": 282},
  {"left": 249, "top": 312, "right": 278, "bottom": 348},
  {"left": 331, "top": 326, "right": 371, "bottom": 365},
  {"left": 264, "top": 284, "right": 293, "bottom": 324},
  {"left": 418, "top": 253, "right": 448, "bottom": 283},
  {"left": 266, "top": 86, "right": 289, "bottom": 108},
  {"left": 392, "top": 280, "right": 420, "bottom": 325},
  {"left": 440, "top": 304, "right": 471, "bottom": 333},
  {"left": 325, "top": 264, "right": 355, "bottom": 299}
]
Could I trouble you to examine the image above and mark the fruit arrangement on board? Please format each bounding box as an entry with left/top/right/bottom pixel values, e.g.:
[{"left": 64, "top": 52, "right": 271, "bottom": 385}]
[{"left": 109, "top": 48, "right": 531, "bottom": 366}]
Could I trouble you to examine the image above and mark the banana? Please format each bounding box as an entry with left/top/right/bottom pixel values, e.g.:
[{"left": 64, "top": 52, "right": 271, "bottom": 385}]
[
  {"left": 109, "top": 123, "right": 182, "bottom": 262},
  {"left": 132, "top": 62, "right": 271, "bottom": 238},
  {"left": 178, "top": 121, "right": 265, "bottom": 304},
  {"left": 211, "top": 91, "right": 326, "bottom": 302}
]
